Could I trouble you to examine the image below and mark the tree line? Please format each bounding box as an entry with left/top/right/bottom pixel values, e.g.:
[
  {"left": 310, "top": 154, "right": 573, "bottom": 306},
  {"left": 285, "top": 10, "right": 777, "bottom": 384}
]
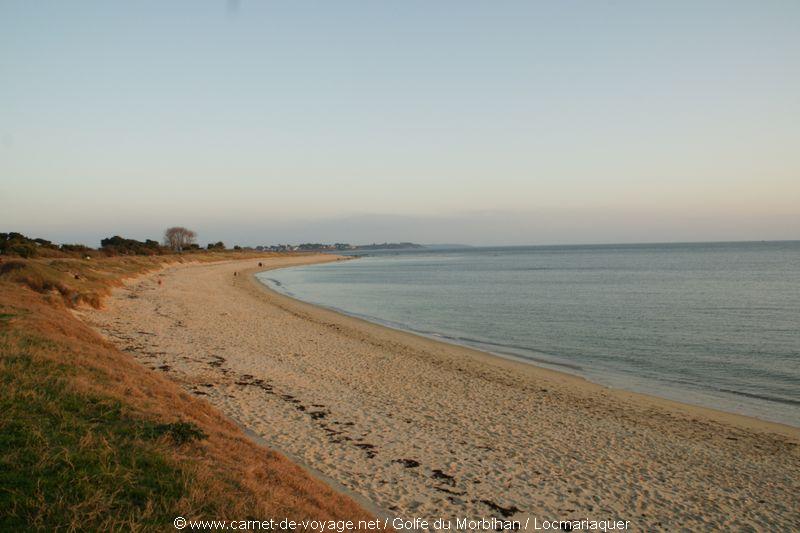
[{"left": 1, "top": 227, "right": 238, "bottom": 258}]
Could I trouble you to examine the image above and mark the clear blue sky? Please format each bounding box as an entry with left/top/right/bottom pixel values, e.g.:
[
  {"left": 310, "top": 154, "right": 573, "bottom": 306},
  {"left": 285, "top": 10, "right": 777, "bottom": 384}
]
[{"left": 2, "top": 1, "right": 798, "bottom": 245}]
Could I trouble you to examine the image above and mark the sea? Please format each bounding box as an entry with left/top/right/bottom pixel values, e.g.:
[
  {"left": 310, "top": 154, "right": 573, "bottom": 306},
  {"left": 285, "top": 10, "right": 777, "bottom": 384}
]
[{"left": 256, "top": 241, "right": 800, "bottom": 427}]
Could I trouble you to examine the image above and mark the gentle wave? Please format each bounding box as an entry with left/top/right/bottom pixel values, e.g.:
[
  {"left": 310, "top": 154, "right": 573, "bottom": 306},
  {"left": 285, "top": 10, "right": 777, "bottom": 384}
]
[{"left": 257, "top": 242, "right": 800, "bottom": 427}]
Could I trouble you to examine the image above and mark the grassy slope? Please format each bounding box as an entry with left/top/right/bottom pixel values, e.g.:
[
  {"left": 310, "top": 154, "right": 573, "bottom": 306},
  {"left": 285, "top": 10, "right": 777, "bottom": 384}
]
[{"left": 0, "top": 254, "right": 375, "bottom": 530}]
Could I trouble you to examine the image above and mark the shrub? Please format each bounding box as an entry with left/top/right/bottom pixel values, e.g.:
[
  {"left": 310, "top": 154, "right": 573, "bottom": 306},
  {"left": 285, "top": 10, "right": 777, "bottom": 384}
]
[
  {"left": 33, "top": 238, "right": 57, "bottom": 249},
  {"left": 60, "top": 244, "right": 91, "bottom": 253},
  {"left": 8, "top": 243, "right": 37, "bottom": 258},
  {"left": 1, "top": 232, "right": 93, "bottom": 258},
  {"left": 100, "top": 236, "right": 164, "bottom": 256},
  {"left": 0, "top": 261, "right": 26, "bottom": 276}
]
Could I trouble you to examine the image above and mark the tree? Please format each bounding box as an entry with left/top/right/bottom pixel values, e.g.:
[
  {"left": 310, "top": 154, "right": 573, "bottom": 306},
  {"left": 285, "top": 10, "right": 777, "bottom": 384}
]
[{"left": 163, "top": 227, "right": 197, "bottom": 252}]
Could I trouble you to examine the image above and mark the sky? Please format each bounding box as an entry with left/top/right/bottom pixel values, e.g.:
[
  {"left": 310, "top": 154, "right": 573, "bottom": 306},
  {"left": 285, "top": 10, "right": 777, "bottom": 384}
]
[{"left": 1, "top": 1, "right": 799, "bottom": 246}]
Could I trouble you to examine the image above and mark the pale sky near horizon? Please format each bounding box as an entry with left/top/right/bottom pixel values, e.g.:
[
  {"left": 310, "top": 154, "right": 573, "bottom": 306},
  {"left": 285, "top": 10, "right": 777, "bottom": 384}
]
[{"left": 1, "top": 1, "right": 799, "bottom": 246}]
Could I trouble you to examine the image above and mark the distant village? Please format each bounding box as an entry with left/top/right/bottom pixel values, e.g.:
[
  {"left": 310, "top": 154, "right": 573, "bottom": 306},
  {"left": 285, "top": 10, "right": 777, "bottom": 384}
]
[{"left": 253, "top": 242, "right": 424, "bottom": 252}]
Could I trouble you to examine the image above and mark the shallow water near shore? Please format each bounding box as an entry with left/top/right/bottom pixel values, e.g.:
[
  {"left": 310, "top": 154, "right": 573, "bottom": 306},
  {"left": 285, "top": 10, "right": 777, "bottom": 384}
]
[{"left": 258, "top": 241, "right": 800, "bottom": 427}]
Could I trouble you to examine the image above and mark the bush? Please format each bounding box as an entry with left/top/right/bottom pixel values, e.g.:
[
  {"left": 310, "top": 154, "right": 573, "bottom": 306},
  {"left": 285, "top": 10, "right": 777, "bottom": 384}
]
[
  {"left": 100, "top": 236, "right": 164, "bottom": 256},
  {"left": 1, "top": 232, "right": 93, "bottom": 258},
  {"left": 60, "top": 244, "right": 91, "bottom": 253},
  {"left": 1, "top": 233, "right": 40, "bottom": 258},
  {"left": 0, "top": 261, "right": 26, "bottom": 276},
  {"left": 33, "top": 238, "right": 57, "bottom": 249},
  {"left": 8, "top": 243, "right": 37, "bottom": 258}
]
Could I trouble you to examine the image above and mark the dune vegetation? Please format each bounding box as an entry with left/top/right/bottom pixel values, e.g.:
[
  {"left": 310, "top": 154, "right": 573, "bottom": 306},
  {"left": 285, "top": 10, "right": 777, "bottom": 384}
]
[{"left": 0, "top": 251, "right": 374, "bottom": 530}]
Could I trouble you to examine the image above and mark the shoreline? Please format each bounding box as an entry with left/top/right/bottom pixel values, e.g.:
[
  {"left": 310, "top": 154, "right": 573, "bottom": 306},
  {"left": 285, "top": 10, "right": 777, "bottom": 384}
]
[
  {"left": 251, "top": 259, "right": 799, "bottom": 439},
  {"left": 79, "top": 255, "right": 800, "bottom": 530}
]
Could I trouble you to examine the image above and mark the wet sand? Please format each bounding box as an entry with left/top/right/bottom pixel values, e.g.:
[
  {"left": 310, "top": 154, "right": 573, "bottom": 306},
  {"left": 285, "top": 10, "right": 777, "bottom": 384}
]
[{"left": 78, "top": 255, "right": 800, "bottom": 530}]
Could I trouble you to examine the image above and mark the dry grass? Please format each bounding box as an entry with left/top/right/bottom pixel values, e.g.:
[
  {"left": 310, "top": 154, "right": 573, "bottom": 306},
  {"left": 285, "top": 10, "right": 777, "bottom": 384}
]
[
  {"left": 0, "top": 253, "right": 377, "bottom": 530},
  {"left": 0, "top": 252, "right": 267, "bottom": 310}
]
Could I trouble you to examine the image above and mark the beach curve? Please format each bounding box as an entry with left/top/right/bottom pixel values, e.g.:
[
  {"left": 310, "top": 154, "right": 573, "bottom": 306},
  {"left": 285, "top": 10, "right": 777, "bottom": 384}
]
[{"left": 78, "top": 255, "right": 800, "bottom": 531}]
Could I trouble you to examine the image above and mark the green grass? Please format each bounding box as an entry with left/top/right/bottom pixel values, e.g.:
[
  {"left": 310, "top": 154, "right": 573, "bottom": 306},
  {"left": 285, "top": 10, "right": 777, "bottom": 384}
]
[
  {"left": 0, "top": 254, "right": 376, "bottom": 529},
  {"left": 0, "top": 332, "right": 208, "bottom": 530}
]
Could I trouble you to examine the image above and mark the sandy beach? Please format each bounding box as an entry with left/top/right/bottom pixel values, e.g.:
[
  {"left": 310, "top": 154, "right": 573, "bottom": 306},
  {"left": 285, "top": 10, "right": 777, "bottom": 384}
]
[{"left": 78, "top": 255, "right": 800, "bottom": 530}]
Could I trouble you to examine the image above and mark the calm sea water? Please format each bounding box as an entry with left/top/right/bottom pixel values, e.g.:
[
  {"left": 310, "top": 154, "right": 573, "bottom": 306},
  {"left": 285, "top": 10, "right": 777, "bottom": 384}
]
[{"left": 257, "top": 242, "right": 800, "bottom": 427}]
